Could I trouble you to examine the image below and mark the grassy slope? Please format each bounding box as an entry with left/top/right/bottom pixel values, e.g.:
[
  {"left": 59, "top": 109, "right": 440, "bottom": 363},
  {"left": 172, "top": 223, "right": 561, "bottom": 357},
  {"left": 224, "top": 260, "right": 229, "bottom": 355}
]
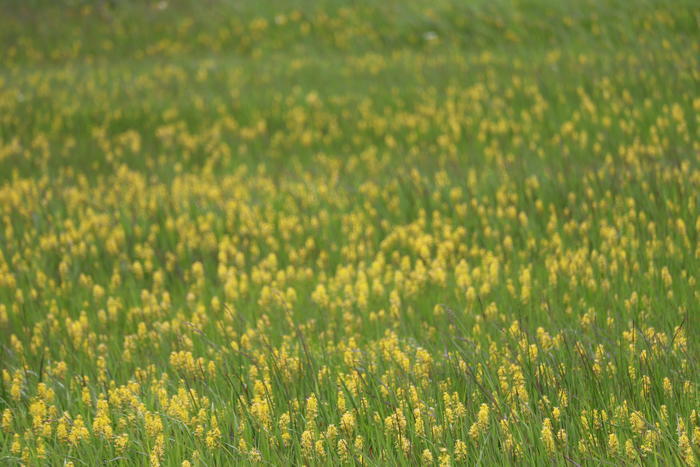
[{"left": 0, "top": 0, "right": 699, "bottom": 465}]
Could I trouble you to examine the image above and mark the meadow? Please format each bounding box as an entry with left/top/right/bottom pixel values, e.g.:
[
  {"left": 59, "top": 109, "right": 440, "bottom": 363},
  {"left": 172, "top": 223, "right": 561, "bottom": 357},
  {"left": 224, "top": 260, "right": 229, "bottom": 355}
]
[{"left": 0, "top": 0, "right": 699, "bottom": 465}]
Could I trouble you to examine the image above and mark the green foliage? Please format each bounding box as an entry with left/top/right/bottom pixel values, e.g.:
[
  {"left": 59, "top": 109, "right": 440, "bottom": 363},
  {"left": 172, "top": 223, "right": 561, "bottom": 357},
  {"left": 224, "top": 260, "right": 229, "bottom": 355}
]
[{"left": 0, "top": 0, "right": 698, "bottom": 465}]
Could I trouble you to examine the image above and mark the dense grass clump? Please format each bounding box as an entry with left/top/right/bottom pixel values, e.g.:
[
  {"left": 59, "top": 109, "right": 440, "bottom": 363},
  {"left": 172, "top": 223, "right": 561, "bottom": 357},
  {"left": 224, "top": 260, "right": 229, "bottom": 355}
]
[{"left": 0, "top": 0, "right": 699, "bottom": 465}]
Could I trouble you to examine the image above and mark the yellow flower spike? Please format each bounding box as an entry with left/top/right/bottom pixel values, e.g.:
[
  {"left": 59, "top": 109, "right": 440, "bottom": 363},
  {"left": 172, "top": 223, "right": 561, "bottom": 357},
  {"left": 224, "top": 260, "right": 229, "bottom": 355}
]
[
  {"left": 69, "top": 415, "right": 90, "bottom": 446},
  {"left": 10, "top": 433, "right": 21, "bottom": 454},
  {"left": 249, "top": 448, "right": 263, "bottom": 463},
  {"left": 92, "top": 397, "right": 113, "bottom": 439},
  {"left": 692, "top": 427, "right": 700, "bottom": 449},
  {"left": 9, "top": 371, "right": 23, "bottom": 401},
  {"left": 552, "top": 407, "right": 561, "bottom": 422},
  {"left": 421, "top": 449, "right": 434, "bottom": 464},
  {"left": 679, "top": 426, "right": 695, "bottom": 465},
  {"left": 454, "top": 440, "right": 467, "bottom": 461},
  {"left": 625, "top": 439, "right": 637, "bottom": 460},
  {"left": 541, "top": 418, "right": 556, "bottom": 455},
  {"left": 1, "top": 409, "right": 12, "bottom": 433},
  {"left": 325, "top": 424, "right": 338, "bottom": 443},
  {"left": 340, "top": 411, "right": 356, "bottom": 434},
  {"left": 354, "top": 435, "right": 364, "bottom": 450},
  {"left": 115, "top": 433, "right": 129, "bottom": 454},
  {"left": 301, "top": 430, "right": 314, "bottom": 457},
  {"left": 205, "top": 415, "right": 222, "bottom": 448},
  {"left": 437, "top": 448, "right": 451, "bottom": 467},
  {"left": 630, "top": 411, "right": 646, "bottom": 434},
  {"left": 337, "top": 439, "right": 349, "bottom": 461},
  {"left": 608, "top": 433, "right": 620, "bottom": 455},
  {"left": 144, "top": 412, "right": 163, "bottom": 438}
]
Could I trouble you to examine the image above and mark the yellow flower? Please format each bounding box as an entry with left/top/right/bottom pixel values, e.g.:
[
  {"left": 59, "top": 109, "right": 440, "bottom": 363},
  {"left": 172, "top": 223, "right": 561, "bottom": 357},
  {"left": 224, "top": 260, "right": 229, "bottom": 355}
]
[
  {"left": 115, "top": 433, "right": 129, "bottom": 453},
  {"left": 69, "top": 415, "right": 90, "bottom": 445},
  {"left": 1, "top": 408, "right": 13, "bottom": 432},
  {"left": 630, "top": 411, "right": 646, "bottom": 434},
  {"left": 337, "top": 439, "right": 350, "bottom": 461},
  {"left": 249, "top": 448, "right": 262, "bottom": 463},
  {"left": 608, "top": 433, "right": 619, "bottom": 455},
  {"left": 341, "top": 411, "right": 356, "bottom": 434},
  {"left": 10, "top": 433, "right": 21, "bottom": 454},
  {"left": 438, "top": 448, "right": 451, "bottom": 467},
  {"left": 206, "top": 415, "right": 221, "bottom": 448},
  {"left": 421, "top": 449, "right": 434, "bottom": 464},
  {"left": 469, "top": 403, "right": 490, "bottom": 440},
  {"left": 541, "top": 418, "right": 556, "bottom": 455}
]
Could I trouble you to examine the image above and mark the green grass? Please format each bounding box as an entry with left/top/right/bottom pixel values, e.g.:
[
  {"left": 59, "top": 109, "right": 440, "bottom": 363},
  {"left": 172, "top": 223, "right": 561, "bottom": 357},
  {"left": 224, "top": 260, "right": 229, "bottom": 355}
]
[{"left": 0, "top": 0, "right": 699, "bottom": 465}]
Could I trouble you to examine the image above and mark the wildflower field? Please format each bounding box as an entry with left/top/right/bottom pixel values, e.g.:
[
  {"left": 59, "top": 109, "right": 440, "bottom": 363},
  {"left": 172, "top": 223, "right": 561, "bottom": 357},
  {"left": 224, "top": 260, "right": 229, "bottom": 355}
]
[{"left": 1, "top": 0, "right": 699, "bottom": 465}]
